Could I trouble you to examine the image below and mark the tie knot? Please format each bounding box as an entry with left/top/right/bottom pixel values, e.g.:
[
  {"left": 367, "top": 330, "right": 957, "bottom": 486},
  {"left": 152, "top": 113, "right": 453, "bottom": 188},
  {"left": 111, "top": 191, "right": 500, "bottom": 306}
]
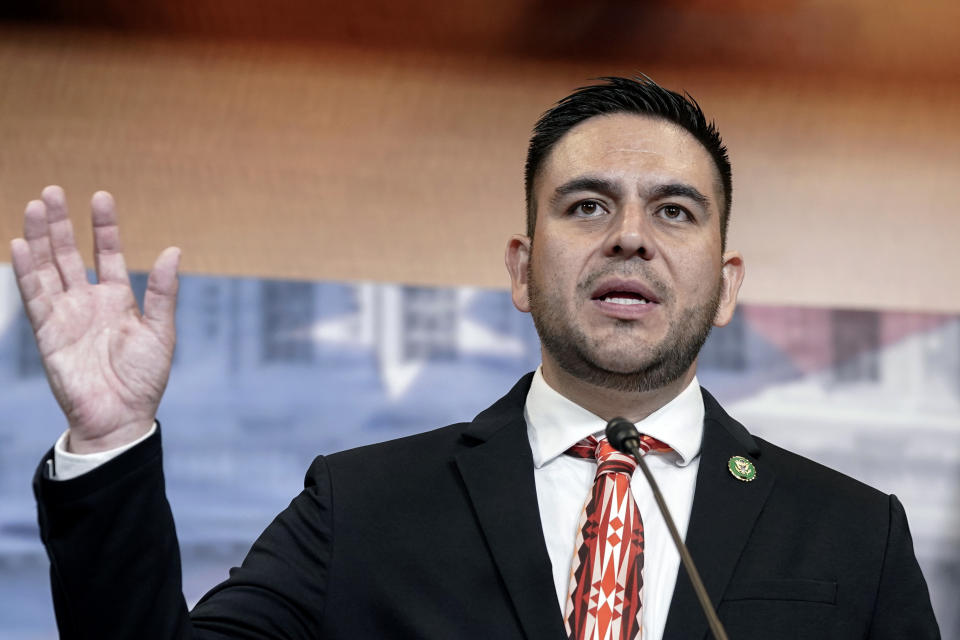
[
  {"left": 595, "top": 438, "right": 637, "bottom": 476},
  {"left": 566, "top": 434, "right": 672, "bottom": 477}
]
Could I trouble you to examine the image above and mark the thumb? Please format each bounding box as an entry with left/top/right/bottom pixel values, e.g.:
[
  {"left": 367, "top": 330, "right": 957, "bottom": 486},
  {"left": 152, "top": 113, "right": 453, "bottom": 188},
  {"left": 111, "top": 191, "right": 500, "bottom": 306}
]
[{"left": 142, "top": 247, "right": 181, "bottom": 334}]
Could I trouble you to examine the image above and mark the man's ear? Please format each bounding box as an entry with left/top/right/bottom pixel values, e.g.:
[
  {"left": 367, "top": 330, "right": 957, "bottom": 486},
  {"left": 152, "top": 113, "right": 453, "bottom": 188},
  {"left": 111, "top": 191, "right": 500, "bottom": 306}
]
[
  {"left": 505, "top": 234, "right": 532, "bottom": 313},
  {"left": 714, "top": 250, "right": 745, "bottom": 327}
]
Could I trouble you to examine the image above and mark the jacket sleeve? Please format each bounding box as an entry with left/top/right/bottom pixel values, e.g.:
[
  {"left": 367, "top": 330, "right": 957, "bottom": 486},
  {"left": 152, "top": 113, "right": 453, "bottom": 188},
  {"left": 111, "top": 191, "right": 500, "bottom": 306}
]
[
  {"left": 867, "top": 494, "right": 941, "bottom": 639},
  {"left": 189, "top": 454, "right": 333, "bottom": 637},
  {"left": 34, "top": 425, "right": 333, "bottom": 639}
]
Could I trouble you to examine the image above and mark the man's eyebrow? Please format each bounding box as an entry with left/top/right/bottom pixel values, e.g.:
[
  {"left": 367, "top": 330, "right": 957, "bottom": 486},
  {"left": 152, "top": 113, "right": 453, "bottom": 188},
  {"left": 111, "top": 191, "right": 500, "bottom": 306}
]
[
  {"left": 551, "top": 176, "right": 624, "bottom": 206},
  {"left": 648, "top": 183, "right": 711, "bottom": 210}
]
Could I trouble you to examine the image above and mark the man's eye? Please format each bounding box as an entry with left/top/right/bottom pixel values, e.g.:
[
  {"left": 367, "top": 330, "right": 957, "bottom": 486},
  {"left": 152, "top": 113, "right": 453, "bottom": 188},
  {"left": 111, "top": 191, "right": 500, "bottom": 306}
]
[
  {"left": 571, "top": 201, "right": 607, "bottom": 218},
  {"left": 658, "top": 205, "right": 690, "bottom": 222}
]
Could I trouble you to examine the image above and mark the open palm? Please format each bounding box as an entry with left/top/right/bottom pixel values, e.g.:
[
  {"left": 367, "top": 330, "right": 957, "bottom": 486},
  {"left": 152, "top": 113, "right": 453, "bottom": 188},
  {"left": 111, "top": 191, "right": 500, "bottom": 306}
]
[{"left": 10, "top": 186, "right": 180, "bottom": 453}]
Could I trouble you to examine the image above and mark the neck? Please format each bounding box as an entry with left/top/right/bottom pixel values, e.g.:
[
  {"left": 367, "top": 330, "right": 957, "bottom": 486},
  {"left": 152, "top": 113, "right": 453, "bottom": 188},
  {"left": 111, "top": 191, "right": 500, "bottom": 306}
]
[{"left": 540, "top": 358, "right": 697, "bottom": 423}]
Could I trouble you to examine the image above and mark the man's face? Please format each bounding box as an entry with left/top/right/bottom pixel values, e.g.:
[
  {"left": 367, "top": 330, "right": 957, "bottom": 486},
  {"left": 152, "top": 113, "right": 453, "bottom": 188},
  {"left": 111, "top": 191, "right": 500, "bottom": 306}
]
[{"left": 506, "top": 113, "right": 744, "bottom": 393}]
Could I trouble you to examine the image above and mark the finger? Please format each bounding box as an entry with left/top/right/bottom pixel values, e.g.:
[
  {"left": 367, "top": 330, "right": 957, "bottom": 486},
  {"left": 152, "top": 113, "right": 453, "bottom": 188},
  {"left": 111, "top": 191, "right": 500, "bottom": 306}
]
[
  {"left": 42, "top": 185, "right": 89, "bottom": 289},
  {"left": 23, "top": 198, "right": 65, "bottom": 295},
  {"left": 10, "top": 238, "right": 53, "bottom": 329},
  {"left": 91, "top": 190, "right": 131, "bottom": 286},
  {"left": 142, "top": 247, "right": 181, "bottom": 334}
]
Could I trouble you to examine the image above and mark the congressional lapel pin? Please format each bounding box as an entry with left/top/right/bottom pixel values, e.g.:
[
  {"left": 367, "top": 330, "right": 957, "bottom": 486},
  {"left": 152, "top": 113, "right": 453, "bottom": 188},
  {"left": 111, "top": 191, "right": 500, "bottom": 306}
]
[{"left": 728, "top": 456, "right": 757, "bottom": 482}]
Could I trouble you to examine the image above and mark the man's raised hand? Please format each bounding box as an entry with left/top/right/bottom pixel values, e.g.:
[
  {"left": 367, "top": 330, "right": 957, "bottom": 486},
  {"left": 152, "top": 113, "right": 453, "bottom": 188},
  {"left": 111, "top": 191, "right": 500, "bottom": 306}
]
[{"left": 9, "top": 186, "right": 181, "bottom": 453}]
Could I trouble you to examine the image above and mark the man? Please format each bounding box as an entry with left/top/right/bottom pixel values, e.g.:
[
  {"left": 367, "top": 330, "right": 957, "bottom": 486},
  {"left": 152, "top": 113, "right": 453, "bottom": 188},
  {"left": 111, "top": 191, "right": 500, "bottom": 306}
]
[{"left": 13, "top": 77, "right": 939, "bottom": 638}]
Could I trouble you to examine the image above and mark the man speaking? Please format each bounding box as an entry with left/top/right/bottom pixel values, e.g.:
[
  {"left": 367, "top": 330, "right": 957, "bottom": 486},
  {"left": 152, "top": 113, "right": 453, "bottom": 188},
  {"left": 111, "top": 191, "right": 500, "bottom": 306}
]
[{"left": 11, "top": 76, "right": 939, "bottom": 638}]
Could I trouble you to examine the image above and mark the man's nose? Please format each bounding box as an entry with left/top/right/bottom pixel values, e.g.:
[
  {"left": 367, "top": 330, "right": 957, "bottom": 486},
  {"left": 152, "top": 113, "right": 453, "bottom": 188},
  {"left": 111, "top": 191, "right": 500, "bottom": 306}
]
[{"left": 603, "top": 203, "right": 655, "bottom": 260}]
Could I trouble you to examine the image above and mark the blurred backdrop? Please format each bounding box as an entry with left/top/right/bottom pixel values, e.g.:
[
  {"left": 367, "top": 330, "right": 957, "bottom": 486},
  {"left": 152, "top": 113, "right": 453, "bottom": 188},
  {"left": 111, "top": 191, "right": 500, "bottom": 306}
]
[{"left": 1, "top": 1, "right": 958, "bottom": 637}]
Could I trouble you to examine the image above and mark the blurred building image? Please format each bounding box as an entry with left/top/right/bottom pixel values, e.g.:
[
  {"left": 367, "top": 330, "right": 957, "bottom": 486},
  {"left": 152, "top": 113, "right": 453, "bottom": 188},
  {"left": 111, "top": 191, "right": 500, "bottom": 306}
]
[{"left": 1, "top": 266, "right": 958, "bottom": 637}]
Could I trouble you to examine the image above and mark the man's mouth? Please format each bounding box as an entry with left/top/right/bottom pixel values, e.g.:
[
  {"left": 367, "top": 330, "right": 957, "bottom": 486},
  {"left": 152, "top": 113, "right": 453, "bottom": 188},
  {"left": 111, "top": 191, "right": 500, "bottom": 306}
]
[
  {"left": 596, "top": 292, "right": 651, "bottom": 305},
  {"left": 590, "top": 279, "right": 661, "bottom": 306}
]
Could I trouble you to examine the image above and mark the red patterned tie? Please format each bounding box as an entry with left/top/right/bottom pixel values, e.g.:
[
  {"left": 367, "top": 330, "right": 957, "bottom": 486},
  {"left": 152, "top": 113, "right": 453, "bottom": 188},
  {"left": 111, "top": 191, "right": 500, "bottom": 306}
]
[{"left": 563, "top": 435, "right": 672, "bottom": 640}]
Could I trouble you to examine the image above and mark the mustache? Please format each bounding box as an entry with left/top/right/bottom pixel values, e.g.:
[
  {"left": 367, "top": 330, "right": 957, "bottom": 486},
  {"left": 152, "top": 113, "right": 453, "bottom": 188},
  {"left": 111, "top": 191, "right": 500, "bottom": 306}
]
[{"left": 576, "top": 264, "right": 671, "bottom": 302}]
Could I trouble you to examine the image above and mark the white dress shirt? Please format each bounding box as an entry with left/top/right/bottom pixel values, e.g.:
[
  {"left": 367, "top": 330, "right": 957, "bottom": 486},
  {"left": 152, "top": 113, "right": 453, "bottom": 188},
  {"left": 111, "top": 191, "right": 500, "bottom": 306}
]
[
  {"left": 525, "top": 368, "right": 704, "bottom": 640},
  {"left": 53, "top": 369, "right": 704, "bottom": 638},
  {"left": 50, "top": 422, "right": 157, "bottom": 481}
]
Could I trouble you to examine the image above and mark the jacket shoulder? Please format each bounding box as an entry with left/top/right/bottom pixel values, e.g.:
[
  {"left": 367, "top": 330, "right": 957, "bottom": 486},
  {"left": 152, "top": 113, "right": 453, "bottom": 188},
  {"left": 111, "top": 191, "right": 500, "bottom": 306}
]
[
  {"left": 322, "top": 371, "right": 534, "bottom": 475},
  {"left": 754, "top": 435, "right": 890, "bottom": 507},
  {"left": 702, "top": 387, "right": 890, "bottom": 507},
  {"left": 325, "top": 420, "right": 474, "bottom": 468}
]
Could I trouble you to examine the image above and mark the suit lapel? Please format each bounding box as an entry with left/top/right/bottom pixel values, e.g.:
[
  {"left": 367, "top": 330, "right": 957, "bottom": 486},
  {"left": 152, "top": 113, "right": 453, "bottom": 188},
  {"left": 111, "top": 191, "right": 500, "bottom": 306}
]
[
  {"left": 663, "top": 389, "right": 775, "bottom": 640},
  {"left": 454, "top": 374, "right": 566, "bottom": 640}
]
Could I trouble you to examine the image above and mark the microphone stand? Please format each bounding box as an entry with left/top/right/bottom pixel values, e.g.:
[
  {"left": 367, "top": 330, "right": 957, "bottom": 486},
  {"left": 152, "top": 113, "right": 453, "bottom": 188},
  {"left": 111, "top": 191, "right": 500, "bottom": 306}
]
[{"left": 606, "top": 418, "right": 730, "bottom": 640}]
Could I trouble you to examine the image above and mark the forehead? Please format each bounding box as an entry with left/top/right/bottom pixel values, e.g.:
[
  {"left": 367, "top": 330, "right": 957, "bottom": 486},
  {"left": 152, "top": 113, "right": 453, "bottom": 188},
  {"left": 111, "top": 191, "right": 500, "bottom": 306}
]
[{"left": 536, "top": 113, "right": 720, "bottom": 203}]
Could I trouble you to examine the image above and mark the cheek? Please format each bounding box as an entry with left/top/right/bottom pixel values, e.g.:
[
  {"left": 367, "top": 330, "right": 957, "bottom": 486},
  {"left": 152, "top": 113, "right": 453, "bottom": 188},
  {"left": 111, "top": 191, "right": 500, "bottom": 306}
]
[
  {"left": 672, "top": 255, "right": 722, "bottom": 299},
  {"left": 531, "top": 239, "right": 572, "bottom": 279},
  {"left": 532, "top": 230, "right": 615, "bottom": 295}
]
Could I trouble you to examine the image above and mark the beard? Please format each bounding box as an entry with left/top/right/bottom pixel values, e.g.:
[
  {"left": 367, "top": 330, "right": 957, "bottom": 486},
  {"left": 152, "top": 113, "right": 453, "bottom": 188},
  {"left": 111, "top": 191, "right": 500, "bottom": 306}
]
[{"left": 527, "top": 262, "right": 721, "bottom": 394}]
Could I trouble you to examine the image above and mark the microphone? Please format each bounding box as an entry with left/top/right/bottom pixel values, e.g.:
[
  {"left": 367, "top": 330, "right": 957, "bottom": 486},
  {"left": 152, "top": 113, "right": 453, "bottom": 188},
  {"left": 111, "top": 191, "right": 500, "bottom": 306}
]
[{"left": 605, "top": 417, "right": 730, "bottom": 640}]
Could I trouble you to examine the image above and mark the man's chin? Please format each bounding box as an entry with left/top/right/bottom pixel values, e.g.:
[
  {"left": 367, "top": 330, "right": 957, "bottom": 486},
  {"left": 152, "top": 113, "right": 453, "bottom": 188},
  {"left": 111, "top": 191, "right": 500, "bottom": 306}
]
[
  {"left": 566, "top": 353, "right": 659, "bottom": 380},
  {"left": 567, "top": 362, "right": 681, "bottom": 394},
  {"left": 550, "top": 341, "right": 696, "bottom": 393},
  {"left": 580, "top": 347, "right": 661, "bottom": 375}
]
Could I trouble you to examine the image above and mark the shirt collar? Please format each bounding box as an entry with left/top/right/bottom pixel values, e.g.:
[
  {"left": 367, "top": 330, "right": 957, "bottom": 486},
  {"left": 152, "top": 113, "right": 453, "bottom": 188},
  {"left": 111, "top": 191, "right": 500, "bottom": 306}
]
[{"left": 524, "top": 367, "right": 704, "bottom": 469}]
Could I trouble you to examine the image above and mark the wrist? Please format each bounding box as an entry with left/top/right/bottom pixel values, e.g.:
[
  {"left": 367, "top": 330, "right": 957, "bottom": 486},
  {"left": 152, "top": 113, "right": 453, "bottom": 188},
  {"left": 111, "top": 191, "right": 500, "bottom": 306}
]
[{"left": 66, "top": 421, "right": 155, "bottom": 454}]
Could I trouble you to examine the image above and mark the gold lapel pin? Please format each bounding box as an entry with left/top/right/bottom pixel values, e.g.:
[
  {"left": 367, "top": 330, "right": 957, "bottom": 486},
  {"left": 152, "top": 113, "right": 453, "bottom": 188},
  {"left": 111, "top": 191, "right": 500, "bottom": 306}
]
[{"left": 728, "top": 456, "right": 757, "bottom": 482}]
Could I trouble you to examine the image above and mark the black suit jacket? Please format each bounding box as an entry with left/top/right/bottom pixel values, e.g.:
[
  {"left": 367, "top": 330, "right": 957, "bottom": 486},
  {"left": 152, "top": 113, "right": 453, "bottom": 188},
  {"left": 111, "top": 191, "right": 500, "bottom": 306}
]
[{"left": 34, "top": 374, "right": 940, "bottom": 639}]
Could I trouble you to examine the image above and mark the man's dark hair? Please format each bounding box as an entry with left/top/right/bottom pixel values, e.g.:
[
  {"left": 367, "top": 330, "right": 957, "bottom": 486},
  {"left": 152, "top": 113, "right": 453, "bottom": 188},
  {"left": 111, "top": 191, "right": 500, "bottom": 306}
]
[{"left": 524, "top": 75, "right": 732, "bottom": 247}]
